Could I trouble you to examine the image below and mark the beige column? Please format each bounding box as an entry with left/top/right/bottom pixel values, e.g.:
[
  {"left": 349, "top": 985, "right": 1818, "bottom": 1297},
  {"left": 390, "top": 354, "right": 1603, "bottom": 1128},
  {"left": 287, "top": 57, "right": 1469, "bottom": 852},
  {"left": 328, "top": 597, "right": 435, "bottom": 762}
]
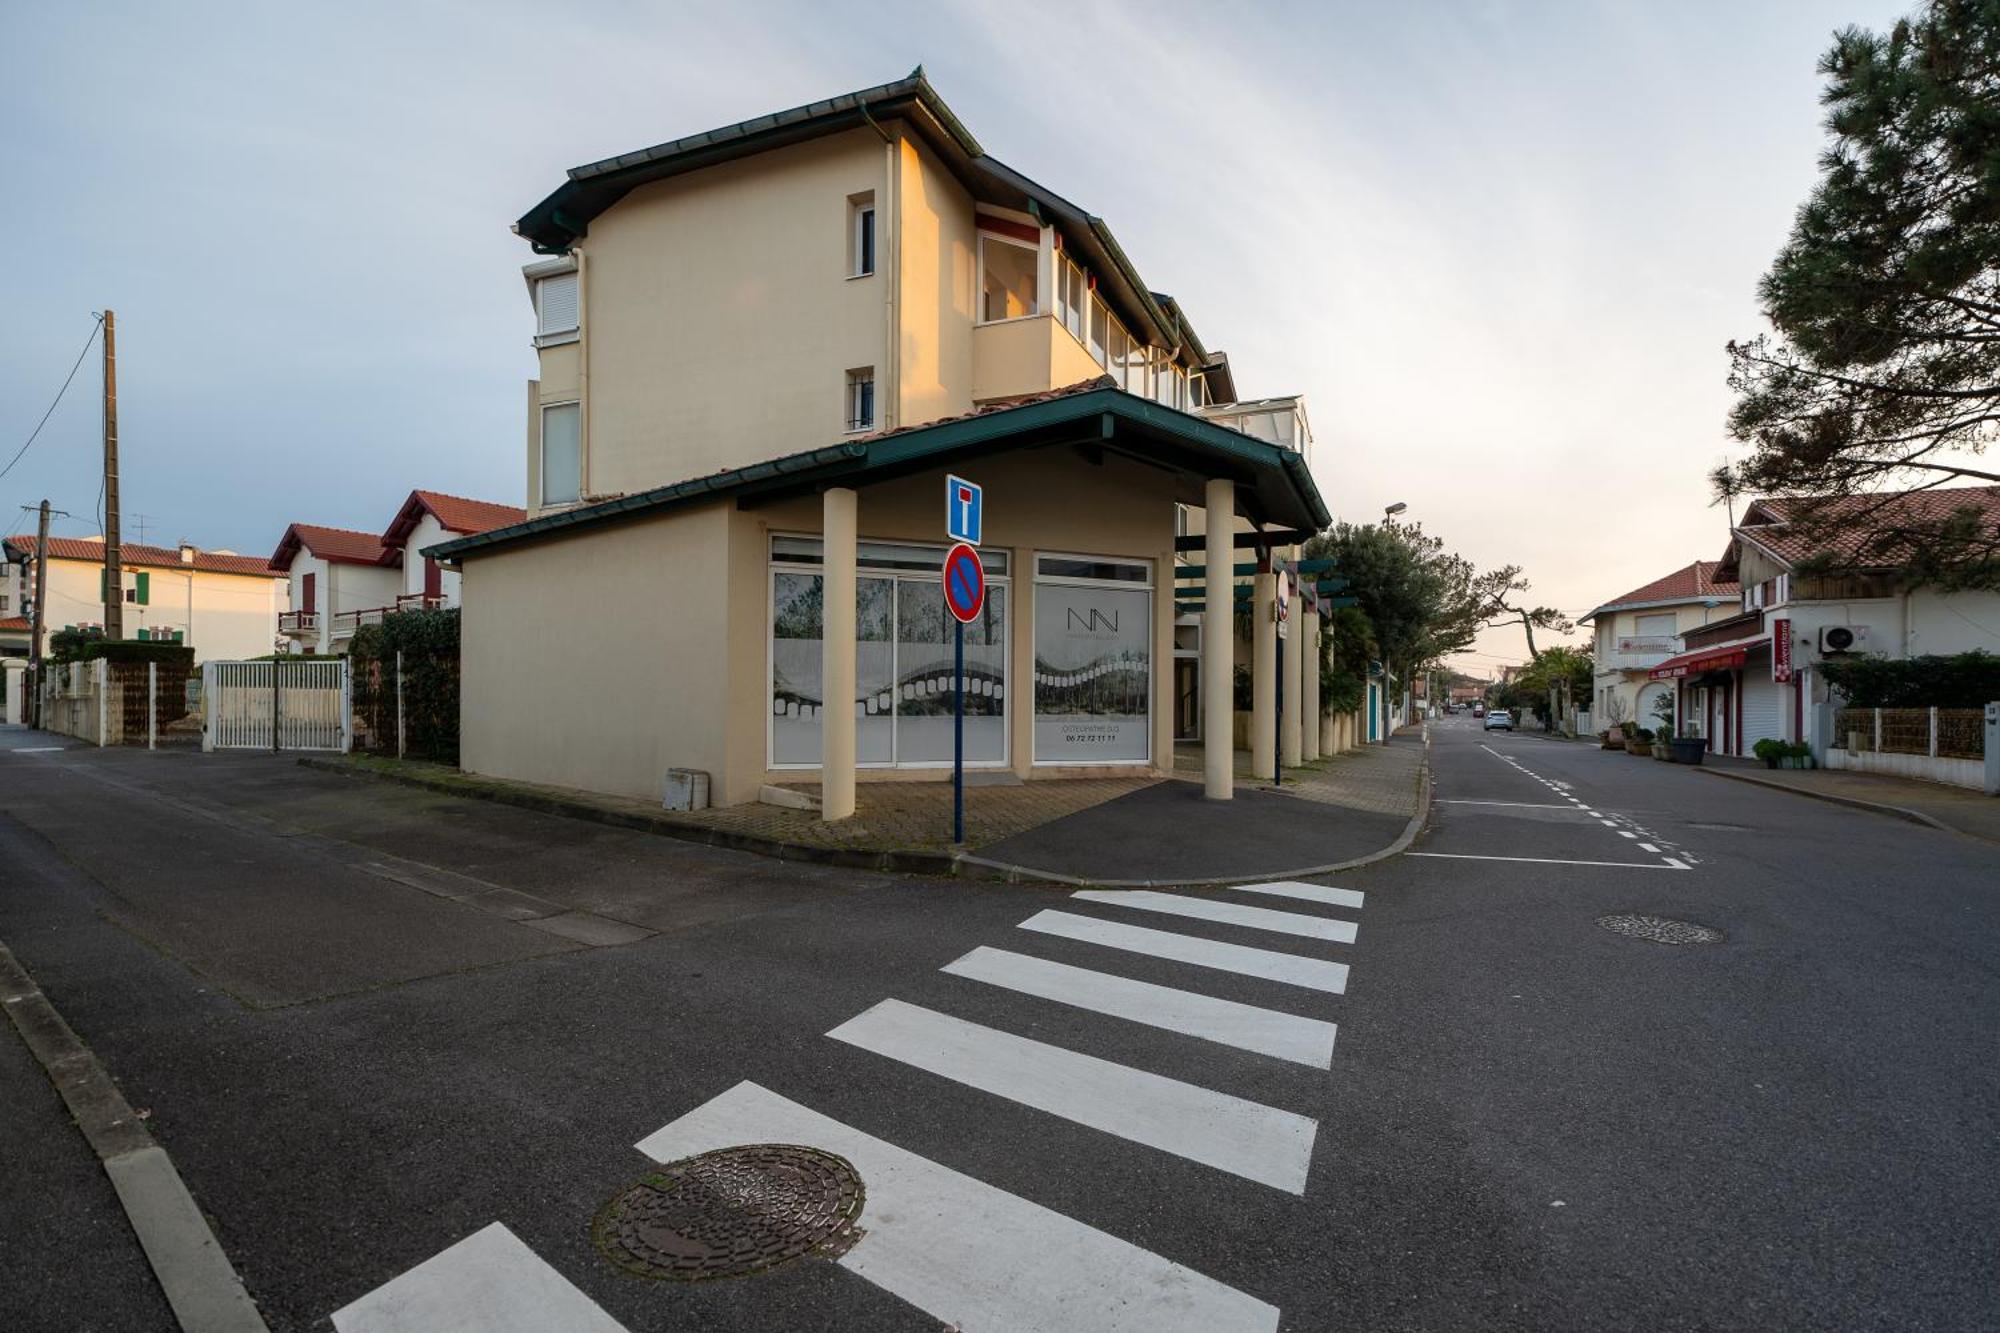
[
  {"left": 1251, "top": 568, "right": 1276, "bottom": 780},
  {"left": 1301, "top": 606, "right": 1321, "bottom": 761},
  {"left": 1281, "top": 564, "right": 1304, "bottom": 769},
  {"left": 1201, "top": 479, "right": 1234, "bottom": 800},
  {"left": 820, "top": 487, "right": 857, "bottom": 821}
]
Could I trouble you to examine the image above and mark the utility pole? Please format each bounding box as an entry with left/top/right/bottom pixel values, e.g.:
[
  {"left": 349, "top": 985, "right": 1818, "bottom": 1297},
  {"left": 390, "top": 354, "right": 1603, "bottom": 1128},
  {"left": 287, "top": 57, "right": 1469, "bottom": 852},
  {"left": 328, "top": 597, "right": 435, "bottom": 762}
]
[
  {"left": 30, "top": 500, "right": 51, "bottom": 728},
  {"left": 101, "top": 308, "right": 123, "bottom": 640}
]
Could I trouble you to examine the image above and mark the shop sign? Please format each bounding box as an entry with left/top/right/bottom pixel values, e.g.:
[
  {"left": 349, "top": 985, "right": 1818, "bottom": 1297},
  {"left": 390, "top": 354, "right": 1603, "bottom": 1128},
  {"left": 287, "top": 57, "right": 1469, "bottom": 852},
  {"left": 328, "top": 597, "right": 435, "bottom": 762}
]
[{"left": 1772, "top": 618, "right": 1792, "bottom": 683}]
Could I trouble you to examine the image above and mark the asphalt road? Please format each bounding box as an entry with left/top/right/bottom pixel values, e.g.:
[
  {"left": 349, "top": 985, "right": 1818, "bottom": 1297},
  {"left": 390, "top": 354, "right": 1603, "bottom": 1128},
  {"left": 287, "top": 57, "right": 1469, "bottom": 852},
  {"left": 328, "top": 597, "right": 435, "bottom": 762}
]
[{"left": 1, "top": 721, "right": 1994, "bottom": 1332}]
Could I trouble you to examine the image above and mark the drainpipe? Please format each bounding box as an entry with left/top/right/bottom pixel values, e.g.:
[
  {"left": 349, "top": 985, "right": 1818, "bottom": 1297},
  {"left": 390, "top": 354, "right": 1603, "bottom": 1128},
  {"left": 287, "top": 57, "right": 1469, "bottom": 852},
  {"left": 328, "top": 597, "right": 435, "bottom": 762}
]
[
  {"left": 859, "top": 106, "right": 898, "bottom": 429},
  {"left": 576, "top": 247, "right": 591, "bottom": 497}
]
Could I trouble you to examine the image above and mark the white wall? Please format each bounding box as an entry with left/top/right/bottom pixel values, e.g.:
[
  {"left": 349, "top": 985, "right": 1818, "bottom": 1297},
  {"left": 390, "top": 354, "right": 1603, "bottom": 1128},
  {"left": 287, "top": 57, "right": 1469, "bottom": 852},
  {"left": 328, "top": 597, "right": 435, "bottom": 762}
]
[
  {"left": 37, "top": 559, "right": 286, "bottom": 663},
  {"left": 402, "top": 514, "right": 463, "bottom": 605}
]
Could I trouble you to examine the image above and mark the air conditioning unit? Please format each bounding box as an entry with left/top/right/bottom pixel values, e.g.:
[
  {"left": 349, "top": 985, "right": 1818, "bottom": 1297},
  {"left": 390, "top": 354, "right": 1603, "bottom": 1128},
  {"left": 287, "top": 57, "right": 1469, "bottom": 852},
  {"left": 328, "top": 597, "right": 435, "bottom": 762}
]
[{"left": 1819, "top": 624, "right": 1871, "bottom": 653}]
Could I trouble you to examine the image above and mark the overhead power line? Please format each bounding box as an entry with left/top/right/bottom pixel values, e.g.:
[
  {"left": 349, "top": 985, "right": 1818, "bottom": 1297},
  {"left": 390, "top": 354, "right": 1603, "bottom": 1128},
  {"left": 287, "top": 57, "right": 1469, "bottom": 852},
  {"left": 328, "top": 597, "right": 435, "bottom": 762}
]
[{"left": 1, "top": 315, "right": 105, "bottom": 485}]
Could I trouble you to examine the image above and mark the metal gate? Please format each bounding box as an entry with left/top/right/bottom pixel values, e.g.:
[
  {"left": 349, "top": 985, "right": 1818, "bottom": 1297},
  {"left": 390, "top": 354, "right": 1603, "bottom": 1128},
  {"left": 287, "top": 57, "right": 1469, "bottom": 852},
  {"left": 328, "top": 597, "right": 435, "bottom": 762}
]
[{"left": 202, "top": 659, "right": 352, "bottom": 752}]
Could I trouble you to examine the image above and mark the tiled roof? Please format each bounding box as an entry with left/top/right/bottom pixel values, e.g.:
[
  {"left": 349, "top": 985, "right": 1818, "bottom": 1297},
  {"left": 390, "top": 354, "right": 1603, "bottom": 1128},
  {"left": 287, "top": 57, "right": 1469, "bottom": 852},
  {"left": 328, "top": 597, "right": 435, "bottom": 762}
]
[
  {"left": 384, "top": 490, "right": 527, "bottom": 547},
  {"left": 0, "top": 616, "right": 28, "bottom": 631},
  {"left": 429, "top": 381, "right": 1330, "bottom": 564},
  {"left": 1592, "top": 560, "right": 1739, "bottom": 615},
  {"left": 1726, "top": 485, "right": 2000, "bottom": 574},
  {"left": 852, "top": 376, "right": 1117, "bottom": 444},
  {"left": 4, "top": 535, "right": 282, "bottom": 578},
  {"left": 270, "top": 522, "right": 392, "bottom": 570}
]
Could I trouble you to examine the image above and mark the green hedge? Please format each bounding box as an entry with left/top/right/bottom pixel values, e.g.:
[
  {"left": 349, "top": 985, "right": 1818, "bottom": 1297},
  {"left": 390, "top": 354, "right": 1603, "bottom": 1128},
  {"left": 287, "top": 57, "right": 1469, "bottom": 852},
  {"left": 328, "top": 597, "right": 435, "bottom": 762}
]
[
  {"left": 49, "top": 626, "right": 196, "bottom": 668},
  {"left": 349, "top": 608, "right": 460, "bottom": 763},
  {"left": 1819, "top": 651, "right": 2000, "bottom": 708}
]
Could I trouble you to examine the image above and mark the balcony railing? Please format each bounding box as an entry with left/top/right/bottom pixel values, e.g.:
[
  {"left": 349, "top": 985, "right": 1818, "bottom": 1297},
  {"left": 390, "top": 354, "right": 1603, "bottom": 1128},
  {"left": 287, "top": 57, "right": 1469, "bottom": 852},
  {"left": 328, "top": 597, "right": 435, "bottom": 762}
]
[
  {"left": 329, "top": 595, "right": 448, "bottom": 635},
  {"left": 279, "top": 610, "right": 319, "bottom": 636},
  {"left": 1615, "top": 635, "right": 1678, "bottom": 655}
]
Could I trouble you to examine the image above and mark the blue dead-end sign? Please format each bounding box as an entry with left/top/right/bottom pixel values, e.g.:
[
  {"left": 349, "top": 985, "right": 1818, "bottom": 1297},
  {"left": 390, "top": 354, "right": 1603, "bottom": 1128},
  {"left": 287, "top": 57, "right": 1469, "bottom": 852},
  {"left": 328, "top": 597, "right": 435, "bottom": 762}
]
[
  {"left": 943, "top": 542, "right": 985, "bottom": 623},
  {"left": 946, "top": 474, "right": 983, "bottom": 546}
]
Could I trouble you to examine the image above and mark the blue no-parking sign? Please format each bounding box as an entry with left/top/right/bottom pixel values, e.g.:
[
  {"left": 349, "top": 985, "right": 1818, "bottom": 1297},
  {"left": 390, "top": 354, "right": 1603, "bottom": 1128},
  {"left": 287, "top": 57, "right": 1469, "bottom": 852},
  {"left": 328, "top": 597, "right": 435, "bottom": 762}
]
[{"left": 946, "top": 474, "right": 982, "bottom": 546}]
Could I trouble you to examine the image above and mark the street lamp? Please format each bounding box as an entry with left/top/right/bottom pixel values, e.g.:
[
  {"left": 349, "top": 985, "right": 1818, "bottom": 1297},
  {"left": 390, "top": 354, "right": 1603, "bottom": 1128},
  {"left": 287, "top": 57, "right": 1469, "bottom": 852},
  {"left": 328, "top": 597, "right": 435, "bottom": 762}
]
[{"left": 1384, "top": 502, "right": 1408, "bottom": 520}]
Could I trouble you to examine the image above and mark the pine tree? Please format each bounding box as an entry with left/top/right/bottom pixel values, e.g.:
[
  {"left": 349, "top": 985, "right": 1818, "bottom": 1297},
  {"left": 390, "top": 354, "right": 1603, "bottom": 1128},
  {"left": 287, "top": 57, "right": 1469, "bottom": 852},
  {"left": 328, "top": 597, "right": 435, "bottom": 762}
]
[{"left": 1725, "top": 0, "right": 2000, "bottom": 583}]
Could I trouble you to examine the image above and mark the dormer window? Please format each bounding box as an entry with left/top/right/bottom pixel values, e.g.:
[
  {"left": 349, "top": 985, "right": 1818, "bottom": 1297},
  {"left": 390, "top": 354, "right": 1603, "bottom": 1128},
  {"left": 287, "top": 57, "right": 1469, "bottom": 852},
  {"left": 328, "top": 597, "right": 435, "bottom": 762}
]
[{"left": 534, "top": 268, "right": 580, "bottom": 346}]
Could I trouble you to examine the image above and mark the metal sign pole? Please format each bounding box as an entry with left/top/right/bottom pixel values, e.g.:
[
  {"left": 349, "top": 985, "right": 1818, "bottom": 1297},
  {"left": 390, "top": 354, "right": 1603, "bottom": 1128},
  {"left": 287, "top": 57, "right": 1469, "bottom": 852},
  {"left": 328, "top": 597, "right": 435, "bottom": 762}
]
[
  {"left": 953, "top": 619, "right": 965, "bottom": 845},
  {"left": 1274, "top": 628, "right": 1283, "bottom": 787}
]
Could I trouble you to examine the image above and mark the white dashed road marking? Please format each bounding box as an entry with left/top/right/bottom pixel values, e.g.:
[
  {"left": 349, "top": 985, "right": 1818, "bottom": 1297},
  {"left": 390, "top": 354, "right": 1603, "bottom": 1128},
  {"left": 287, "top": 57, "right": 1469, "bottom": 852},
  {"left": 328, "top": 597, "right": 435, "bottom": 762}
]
[
  {"left": 1019, "top": 910, "right": 1350, "bottom": 994},
  {"left": 330, "top": 1223, "right": 626, "bottom": 1333},
  {"left": 1230, "top": 880, "right": 1366, "bottom": 910},
  {"left": 943, "top": 945, "right": 1337, "bottom": 1068},
  {"left": 1409, "top": 852, "right": 1692, "bottom": 870},
  {"left": 827, "top": 998, "right": 1319, "bottom": 1193},
  {"left": 637, "top": 1082, "right": 1281, "bottom": 1333},
  {"left": 1072, "top": 890, "right": 1357, "bottom": 943}
]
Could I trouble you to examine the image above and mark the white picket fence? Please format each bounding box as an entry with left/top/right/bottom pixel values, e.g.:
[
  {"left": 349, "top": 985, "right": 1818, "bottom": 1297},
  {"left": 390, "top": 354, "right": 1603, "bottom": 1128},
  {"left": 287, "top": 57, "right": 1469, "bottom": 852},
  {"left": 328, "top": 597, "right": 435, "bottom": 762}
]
[{"left": 202, "top": 659, "right": 352, "bottom": 752}]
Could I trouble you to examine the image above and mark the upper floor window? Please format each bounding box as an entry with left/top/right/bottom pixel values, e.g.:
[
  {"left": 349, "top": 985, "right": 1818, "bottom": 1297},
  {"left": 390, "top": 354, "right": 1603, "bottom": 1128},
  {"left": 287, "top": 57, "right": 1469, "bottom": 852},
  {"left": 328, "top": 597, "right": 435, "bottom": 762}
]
[
  {"left": 846, "top": 368, "right": 876, "bottom": 433},
  {"left": 536, "top": 270, "right": 580, "bottom": 345},
  {"left": 980, "top": 234, "right": 1039, "bottom": 322},
  {"left": 541, "top": 401, "right": 582, "bottom": 505},
  {"left": 1634, "top": 612, "right": 1676, "bottom": 637},
  {"left": 850, "top": 194, "right": 876, "bottom": 277}
]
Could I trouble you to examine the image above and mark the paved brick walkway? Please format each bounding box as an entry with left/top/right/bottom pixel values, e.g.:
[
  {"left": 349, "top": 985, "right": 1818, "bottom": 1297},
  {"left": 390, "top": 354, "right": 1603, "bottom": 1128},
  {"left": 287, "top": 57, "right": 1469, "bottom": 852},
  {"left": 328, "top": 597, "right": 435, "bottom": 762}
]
[
  {"left": 333, "top": 757, "right": 1156, "bottom": 856},
  {"left": 325, "top": 732, "right": 1427, "bottom": 880},
  {"left": 1170, "top": 736, "right": 1425, "bottom": 820}
]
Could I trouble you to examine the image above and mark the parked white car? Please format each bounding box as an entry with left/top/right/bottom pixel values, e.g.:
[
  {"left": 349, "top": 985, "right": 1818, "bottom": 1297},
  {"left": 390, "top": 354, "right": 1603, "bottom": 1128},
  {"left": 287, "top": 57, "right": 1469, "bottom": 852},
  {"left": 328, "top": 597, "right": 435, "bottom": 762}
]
[{"left": 1483, "top": 709, "right": 1513, "bottom": 731}]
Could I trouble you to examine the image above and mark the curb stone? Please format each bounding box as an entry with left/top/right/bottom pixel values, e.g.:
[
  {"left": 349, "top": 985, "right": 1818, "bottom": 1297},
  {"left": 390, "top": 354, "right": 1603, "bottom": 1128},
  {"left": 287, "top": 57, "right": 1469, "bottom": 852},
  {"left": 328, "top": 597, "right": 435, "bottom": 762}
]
[
  {"left": 299, "top": 748, "right": 1432, "bottom": 889},
  {"left": 0, "top": 942, "right": 269, "bottom": 1333},
  {"left": 1692, "top": 764, "right": 1985, "bottom": 839}
]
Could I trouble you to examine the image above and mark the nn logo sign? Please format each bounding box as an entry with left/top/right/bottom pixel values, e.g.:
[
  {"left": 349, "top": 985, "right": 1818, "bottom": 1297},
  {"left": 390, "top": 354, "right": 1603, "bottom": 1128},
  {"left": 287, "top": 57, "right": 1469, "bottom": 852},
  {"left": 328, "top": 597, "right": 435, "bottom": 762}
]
[{"left": 1067, "top": 608, "right": 1119, "bottom": 633}]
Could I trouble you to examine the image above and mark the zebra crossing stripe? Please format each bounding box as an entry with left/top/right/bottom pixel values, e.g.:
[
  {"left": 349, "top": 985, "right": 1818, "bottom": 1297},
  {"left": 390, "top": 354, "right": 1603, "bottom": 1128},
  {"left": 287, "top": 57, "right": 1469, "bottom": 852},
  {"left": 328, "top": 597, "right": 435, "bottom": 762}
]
[
  {"left": 330, "top": 1223, "right": 626, "bottom": 1333},
  {"left": 1019, "top": 910, "right": 1349, "bottom": 994},
  {"left": 828, "top": 999, "right": 1317, "bottom": 1193},
  {"left": 1230, "top": 880, "right": 1365, "bottom": 910},
  {"left": 1073, "top": 890, "right": 1357, "bottom": 944},
  {"left": 637, "top": 1081, "right": 1279, "bottom": 1333},
  {"left": 942, "top": 945, "right": 1337, "bottom": 1068}
]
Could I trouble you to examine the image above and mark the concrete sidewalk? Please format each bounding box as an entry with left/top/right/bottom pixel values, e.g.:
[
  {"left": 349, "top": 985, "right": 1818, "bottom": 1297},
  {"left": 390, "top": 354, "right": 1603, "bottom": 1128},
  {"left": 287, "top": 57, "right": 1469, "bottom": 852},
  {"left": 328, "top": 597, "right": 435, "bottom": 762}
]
[
  {"left": 308, "top": 734, "right": 1428, "bottom": 885},
  {"left": 1698, "top": 764, "right": 2000, "bottom": 844}
]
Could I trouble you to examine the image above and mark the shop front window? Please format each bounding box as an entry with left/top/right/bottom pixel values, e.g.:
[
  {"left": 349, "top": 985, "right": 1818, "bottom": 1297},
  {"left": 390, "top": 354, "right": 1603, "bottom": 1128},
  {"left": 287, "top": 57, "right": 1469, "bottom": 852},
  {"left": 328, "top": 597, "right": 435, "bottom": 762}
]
[
  {"left": 1033, "top": 554, "right": 1152, "bottom": 764},
  {"left": 770, "top": 539, "right": 1009, "bottom": 768}
]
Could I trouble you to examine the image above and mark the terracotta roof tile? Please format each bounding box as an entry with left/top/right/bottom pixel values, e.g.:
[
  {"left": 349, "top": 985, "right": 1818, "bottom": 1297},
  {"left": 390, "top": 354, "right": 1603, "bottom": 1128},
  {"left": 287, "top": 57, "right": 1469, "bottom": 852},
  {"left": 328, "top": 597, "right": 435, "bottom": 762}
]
[
  {"left": 851, "top": 376, "right": 1118, "bottom": 445},
  {"left": 1727, "top": 485, "right": 2000, "bottom": 573},
  {"left": 0, "top": 616, "right": 28, "bottom": 631},
  {"left": 271, "top": 523, "right": 392, "bottom": 570},
  {"left": 4, "top": 535, "right": 283, "bottom": 578},
  {"left": 1591, "top": 560, "right": 1739, "bottom": 615},
  {"left": 399, "top": 491, "right": 527, "bottom": 538}
]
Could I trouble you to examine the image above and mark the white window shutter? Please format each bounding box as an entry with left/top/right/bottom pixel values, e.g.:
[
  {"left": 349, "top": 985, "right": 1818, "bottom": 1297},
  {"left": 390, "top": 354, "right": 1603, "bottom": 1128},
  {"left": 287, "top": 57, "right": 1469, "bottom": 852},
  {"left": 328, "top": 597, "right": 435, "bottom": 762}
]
[{"left": 537, "top": 272, "right": 580, "bottom": 335}]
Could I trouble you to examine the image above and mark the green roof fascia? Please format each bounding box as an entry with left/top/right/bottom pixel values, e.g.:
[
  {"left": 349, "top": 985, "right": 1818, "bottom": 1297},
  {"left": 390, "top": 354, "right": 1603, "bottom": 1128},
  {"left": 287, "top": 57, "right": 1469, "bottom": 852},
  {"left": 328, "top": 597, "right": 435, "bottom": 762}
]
[
  {"left": 429, "top": 387, "right": 1329, "bottom": 564},
  {"left": 520, "top": 70, "right": 975, "bottom": 253},
  {"left": 426, "top": 441, "right": 867, "bottom": 562}
]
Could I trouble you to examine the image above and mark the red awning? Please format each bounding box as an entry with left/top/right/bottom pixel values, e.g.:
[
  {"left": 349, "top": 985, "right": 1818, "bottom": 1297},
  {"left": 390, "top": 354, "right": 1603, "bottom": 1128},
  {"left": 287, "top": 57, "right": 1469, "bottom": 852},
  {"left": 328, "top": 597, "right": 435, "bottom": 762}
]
[{"left": 1649, "top": 645, "right": 1749, "bottom": 680}]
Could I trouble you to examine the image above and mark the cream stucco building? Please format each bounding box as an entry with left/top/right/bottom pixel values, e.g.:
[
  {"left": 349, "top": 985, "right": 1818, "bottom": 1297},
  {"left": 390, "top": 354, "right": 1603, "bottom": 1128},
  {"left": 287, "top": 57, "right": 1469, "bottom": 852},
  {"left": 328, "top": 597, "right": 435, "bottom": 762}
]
[
  {"left": 1581, "top": 560, "right": 1741, "bottom": 733},
  {"left": 2, "top": 535, "right": 288, "bottom": 662},
  {"left": 436, "top": 72, "right": 1333, "bottom": 814}
]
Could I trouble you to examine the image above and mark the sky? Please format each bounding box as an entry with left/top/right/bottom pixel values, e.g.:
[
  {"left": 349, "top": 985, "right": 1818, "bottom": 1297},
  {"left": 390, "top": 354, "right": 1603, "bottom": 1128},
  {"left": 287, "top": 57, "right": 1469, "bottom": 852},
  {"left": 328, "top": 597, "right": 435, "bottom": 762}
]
[{"left": 1, "top": 0, "right": 1913, "bottom": 673}]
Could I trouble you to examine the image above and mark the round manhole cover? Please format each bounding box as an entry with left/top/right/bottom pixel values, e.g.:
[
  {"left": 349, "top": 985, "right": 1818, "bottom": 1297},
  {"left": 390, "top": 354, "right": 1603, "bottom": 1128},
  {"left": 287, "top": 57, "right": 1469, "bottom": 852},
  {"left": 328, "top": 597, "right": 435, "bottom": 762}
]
[
  {"left": 594, "top": 1145, "right": 864, "bottom": 1281},
  {"left": 1597, "top": 913, "right": 1724, "bottom": 946}
]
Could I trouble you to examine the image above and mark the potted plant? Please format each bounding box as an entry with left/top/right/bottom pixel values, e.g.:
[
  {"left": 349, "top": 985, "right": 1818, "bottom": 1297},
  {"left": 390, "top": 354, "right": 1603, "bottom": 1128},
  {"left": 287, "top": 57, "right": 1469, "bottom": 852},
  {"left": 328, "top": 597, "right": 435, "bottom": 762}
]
[
  {"left": 1668, "top": 732, "right": 1708, "bottom": 765},
  {"left": 1753, "top": 737, "right": 1786, "bottom": 769},
  {"left": 1599, "top": 728, "right": 1624, "bottom": 750},
  {"left": 1651, "top": 728, "right": 1673, "bottom": 760},
  {"left": 1625, "top": 727, "right": 1654, "bottom": 755},
  {"left": 1648, "top": 694, "right": 1677, "bottom": 759},
  {"left": 1780, "top": 741, "right": 1815, "bottom": 770}
]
